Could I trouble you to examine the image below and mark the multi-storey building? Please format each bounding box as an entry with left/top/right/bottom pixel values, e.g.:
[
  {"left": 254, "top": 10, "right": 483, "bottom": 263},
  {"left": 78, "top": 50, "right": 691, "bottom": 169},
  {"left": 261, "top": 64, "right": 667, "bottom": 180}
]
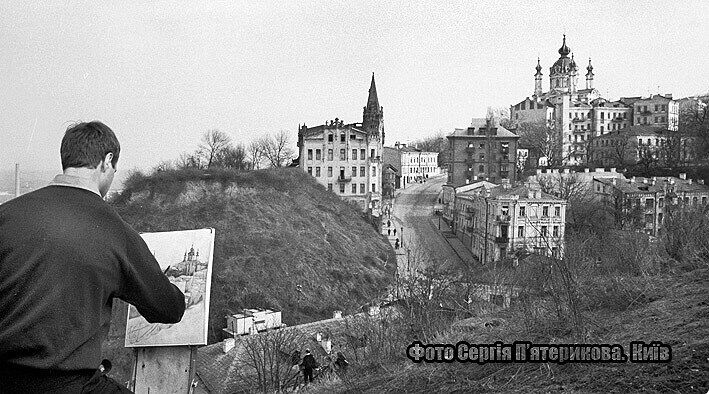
[
  {"left": 588, "top": 125, "right": 693, "bottom": 168},
  {"left": 453, "top": 181, "right": 566, "bottom": 264},
  {"left": 298, "top": 74, "right": 384, "bottom": 212},
  {"left": 621, "top": 94, "right": 679, "bottom": 131},
  {"left": 446, "top": 117, "right": 519, "bottom": 187},
  {"left": 510, "top": 35, "right": 677, "bottom": 166},
  {"left": 383, "top": 142, "right": 439, "bottom": 189},
  {"left": 593, "top": 174, "right": 709, "bottom": 237}
]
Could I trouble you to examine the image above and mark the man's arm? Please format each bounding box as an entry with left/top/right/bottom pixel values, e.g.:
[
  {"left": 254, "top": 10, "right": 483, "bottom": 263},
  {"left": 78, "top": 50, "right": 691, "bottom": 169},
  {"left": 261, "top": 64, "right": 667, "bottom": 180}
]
[{"left": 116, "top": 228, "right": 186, "bottom": 323}]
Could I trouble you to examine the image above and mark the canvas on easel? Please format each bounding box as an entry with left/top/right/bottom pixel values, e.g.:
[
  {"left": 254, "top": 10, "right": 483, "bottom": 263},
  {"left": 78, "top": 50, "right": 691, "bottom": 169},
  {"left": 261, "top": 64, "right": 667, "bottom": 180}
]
[{"left": 125, "top": 228, "right": 215, "bottom": 347}]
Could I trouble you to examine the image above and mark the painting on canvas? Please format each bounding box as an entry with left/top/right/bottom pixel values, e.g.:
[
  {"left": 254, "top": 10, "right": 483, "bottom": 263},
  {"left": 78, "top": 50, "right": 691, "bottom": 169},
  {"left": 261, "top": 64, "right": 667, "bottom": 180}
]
[{"left": 125, "top": 228, "right": 214, "bottom": 347}]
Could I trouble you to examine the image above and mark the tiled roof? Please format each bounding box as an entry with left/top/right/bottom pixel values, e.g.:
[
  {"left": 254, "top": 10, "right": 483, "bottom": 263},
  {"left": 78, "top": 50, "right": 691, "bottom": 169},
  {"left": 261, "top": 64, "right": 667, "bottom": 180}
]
[
  {"left": 597, "top": 176, "right": 709, "bottom": 194},
  {"left": 449, "top": 118, "right": 519, "bottom": 139}
]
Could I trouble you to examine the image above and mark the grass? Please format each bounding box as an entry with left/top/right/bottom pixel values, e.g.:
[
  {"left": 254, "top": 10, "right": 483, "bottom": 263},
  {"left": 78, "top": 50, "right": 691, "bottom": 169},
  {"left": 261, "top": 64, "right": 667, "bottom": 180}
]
[{"left": 102, "top": 167, "right": 396, "bottom": 384}]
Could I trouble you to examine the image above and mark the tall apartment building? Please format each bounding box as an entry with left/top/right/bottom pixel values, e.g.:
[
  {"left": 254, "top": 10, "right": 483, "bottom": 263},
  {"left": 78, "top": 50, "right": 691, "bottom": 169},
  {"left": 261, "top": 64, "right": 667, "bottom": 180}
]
[
  {"left": 593, "top": 174, "right": 709, "bottom": 237},
  {"left": 446, "top": 117, "right": 519, "bottom": 187},
  {"left": 621, "top": 95, "right": 679, "bottom": 131},
  {"left": 454, "top": 181, "right": 566, "bottom": 264},
  {"left": 298, "top": 74, "right": 384, "bottom": 212}
]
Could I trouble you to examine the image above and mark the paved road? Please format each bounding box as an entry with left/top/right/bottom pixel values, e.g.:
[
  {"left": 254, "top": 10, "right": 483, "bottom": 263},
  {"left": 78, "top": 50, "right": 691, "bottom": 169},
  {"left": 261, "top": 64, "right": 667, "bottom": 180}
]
[{"left": 389, "top": 175, "right": 465, "bottom": 274}]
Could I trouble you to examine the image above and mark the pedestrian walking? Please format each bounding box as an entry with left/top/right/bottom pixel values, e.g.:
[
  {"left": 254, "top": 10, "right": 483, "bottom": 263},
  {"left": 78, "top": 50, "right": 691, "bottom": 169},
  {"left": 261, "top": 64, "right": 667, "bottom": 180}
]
[
  {"left": 387, "top": 229, "right": 391, "bottom": 236},
  {"left": 393, "top": 228, "right": 397, "bottom": 236},
  {"left": 387, "top": 220, "right": 391, "bottom": 228},
  {"left": 395, "top": 238, "right": 400, "bottom": 249}
]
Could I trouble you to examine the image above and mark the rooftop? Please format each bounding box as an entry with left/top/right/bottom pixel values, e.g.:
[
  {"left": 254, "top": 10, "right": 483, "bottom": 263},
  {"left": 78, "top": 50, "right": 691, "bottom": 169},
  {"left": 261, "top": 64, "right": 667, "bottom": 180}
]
[
  {"left": 449, "top": 118, "right": 519, "bottom": 139},
  {"left": 596, "top": 176, "right": 709, "bottom": 194}
]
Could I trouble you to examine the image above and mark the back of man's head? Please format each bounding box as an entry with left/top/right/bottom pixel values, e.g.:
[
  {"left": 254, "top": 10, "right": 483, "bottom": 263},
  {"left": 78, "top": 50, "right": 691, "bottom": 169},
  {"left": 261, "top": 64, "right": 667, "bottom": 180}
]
[{"left": 61, "top": 121, "right": 120, "bottom": 170}]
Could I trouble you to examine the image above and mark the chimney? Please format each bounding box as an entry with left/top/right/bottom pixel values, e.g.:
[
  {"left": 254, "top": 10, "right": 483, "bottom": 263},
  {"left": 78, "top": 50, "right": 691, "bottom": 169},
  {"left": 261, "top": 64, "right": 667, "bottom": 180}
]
[
  {"left": 610, "top": 167, "right": 616, "bottom": 172},
  {"left": 223, "top": 338, "right": 236, "bottom": 353},
  {"left": 642, "top": 179, "right": 648, "bottom": 184},
  {"left": 631, "top": 176, "right": 636, "bottom": 183},
  {"left": 14, "top": 163, "right": 20, "bottom": 198},
  {"left": 651, "top": 179, "right": 656, "bottom": 186},
  {"left": 699, "top": 179, "right": 705, "bottom": 185},
  {"left": 395, "top": 141, "right": 400, "bottom": 149},
  {"left": 368, "top": 305, "right": 380, "bottom": 316},
  {"left": 332, "top": 310, "right": 342, "bottom": 319},
  {"left": 584, "top": 168, "right": 590, "bottom": 173},
  {"left": 688, "top": 179, "right": 693, "bottom": 185},
  {"left": 612, "top": 178, "right": 618, "bottom": 186},
  {"left": 679, "top": 173, "right": 687, "bottom": 180}
]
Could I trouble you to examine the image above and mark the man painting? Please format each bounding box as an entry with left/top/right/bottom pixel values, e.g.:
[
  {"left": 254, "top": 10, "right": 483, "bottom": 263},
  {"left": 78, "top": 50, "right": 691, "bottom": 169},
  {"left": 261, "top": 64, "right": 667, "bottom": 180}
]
[{"left": 0, "top": 121, "right": 186, "bottom": 392}]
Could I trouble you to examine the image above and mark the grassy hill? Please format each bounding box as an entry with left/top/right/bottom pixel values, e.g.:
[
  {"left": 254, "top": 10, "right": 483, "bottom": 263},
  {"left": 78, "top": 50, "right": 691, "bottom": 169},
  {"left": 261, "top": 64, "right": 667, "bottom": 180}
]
[{"left": 102, "top": 167, "right": 396, "bottom": 382}]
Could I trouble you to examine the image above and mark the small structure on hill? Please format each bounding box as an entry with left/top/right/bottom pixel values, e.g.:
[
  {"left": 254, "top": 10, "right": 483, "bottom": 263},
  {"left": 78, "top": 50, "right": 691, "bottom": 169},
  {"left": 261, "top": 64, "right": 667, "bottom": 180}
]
[{"left": 223, "top": 309, "right": 284, "bottom": 336}]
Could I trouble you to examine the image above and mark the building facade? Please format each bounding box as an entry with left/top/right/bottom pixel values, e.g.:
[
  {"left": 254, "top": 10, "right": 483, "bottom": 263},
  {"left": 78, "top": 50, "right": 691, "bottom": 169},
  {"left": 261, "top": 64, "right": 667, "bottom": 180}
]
[
  {"left": 446, "top": 117, "right": 519, "bottom": 187},
  {"left": 593, "top": 174, "right": 709, "bottom": 237},
  {"left": 298, "top": 74, "right": 384, "bottom": 212},
  {"left": 453, "top": 182, "right": 566, "bottom": 264},
  {"left": 383, "top": 143, "right": 439, "bottom": 189}
]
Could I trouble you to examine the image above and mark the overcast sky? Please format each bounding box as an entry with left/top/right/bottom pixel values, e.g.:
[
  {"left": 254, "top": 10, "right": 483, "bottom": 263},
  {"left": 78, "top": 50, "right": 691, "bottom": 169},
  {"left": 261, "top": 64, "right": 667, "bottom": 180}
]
[{"left": 1, "top": 0, "right": 707, "bottom": 177}]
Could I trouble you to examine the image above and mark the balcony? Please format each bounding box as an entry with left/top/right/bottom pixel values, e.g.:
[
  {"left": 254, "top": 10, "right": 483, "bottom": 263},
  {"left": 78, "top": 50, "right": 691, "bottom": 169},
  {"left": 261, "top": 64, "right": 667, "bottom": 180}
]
[
  {"left": 337, "top": 176, "right": 352, "bottom": 183},
  {"left": 496, "top": 214, "right": 510, "bottom": 223},
  {"left": 494, "top": 236, "right": 509, "bottom": 244}
]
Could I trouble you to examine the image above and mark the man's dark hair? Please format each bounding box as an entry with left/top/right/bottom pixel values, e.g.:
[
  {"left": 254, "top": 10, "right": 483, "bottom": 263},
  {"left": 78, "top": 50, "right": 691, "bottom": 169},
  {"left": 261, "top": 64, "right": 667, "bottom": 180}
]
[{"left": 61, "top": 121, "right": 120, "bottom": 170}]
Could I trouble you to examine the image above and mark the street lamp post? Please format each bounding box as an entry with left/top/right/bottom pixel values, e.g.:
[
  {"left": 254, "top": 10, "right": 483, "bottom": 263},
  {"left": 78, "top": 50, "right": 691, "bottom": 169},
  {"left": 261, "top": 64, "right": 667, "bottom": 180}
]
[{"left": 400, "top": 227, "right": 404, "bottom": 247}]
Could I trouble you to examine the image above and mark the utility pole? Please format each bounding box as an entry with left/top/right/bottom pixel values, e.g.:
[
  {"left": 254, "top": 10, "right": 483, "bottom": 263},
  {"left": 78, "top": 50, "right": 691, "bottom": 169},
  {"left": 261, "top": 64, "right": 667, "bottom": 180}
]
[{"left": 14, "top": 163, "right": 21, "bottom": 198}]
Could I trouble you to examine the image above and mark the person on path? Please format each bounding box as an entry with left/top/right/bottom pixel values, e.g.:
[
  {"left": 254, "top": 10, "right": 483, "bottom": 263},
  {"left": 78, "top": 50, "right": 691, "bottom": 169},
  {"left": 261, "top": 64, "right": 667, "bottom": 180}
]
[{"left": 301, "top": 349, "right": 318, "bottom": 384}]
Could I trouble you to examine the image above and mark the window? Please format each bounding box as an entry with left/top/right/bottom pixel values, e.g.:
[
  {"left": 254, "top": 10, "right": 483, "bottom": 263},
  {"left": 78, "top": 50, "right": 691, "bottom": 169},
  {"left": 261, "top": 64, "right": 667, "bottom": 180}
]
[
  {"left": 658, "top": 213, "right": 663, "bottom": 223},
  {"left": 350, "top": 134, "right": 356, "bottom": 140},
  {"left": 541, "top": 226, "right": 548, "bottom": 236},
  {"left": 360, "top": 166, "right": 365, "bottom": 177},
  {"left": 340, "top": 133, "right": 346, "bottom": 142},
  {"left": 645, "top": 198, "right": 654, "bottom": 209},
  {"left": 479, "top": 143, "right": 485, "bottom": 148},
  {"left": 327, "top": 167, "right": 333, "bottom": 177},
  {"left": 600, "top": 126, "right": 604, "bottom": 132},
  {"left": 479, "top": 153, "right": 485, "bottom": 160},
  {"left": 501, "top": 205, "right": 509, "bottom": 216},
  {"left": 339, "top": 183, "right": 345, "bottom": 193},
  {"left": 479, "top": 165, "right": 484, "bottom": 172},
  {"left": 339, "top": 167, "right": 345, "bottom": 179},
  {"left": 645, "top": 213, "right": 653, "bottom": 223},
  {"left": 553, "top": 226, "right": 559, "bottom": 237},
  {"left": 360, "top": 149, "right": 365, "bottom": 159},
  {"left": 659, "top": 197, "right": 664, "bottom": 208},
  {"left": 693, "top": 197, "right": 698, "bottom": 205},
  {"left": 351, "top": 184, "right": 356, "bottom": 193},
  {"left": 307, "top": 167, "right": 312, "bottom": 175},
  {"left": 661, "top": 104, "right": 666, "bottom": 111},
  {"left": 703, "top": 196, "right": 707, "bottom": 205},
  {"left": 316, "top": 149, "right": 321, "bottom": 160},
  {"left": 500, "top": 165, "right": 509, "bottom": 179},
  {"left": 352, "top": 149, "right": 357, "bottom": 160},
  {"left": 307, "top": 149, "right": 313, "bottom": 160},
  {"left": 519, "top": 206, "right": 526, "bottom": 217},
  {"left": 371, "top": 149, "right": 375, "bottom": 158},
  {"left": 518, "top": 226, "right": 524, "bottom": 237},
  {"left": 315, "top": 167, "right": 321, "bottom": 177},
  {"left": 501, "top": 142, "right": 509, "bottom": 155},
  {"left": 339, "top": 149, "right": 345, "bottom": 160},
  {"left": 328, "top": 183, "right": 333, "bottom": 191},
  {"left": 352, "top": 166, "right": 357, "bottom": 177},
  {"left": 554, "top": 206, "right": 560, "bottom": 217},
  {"left": 655, "top": 104, "right": 659, "bottom": 111},
  {"left": 360, "top": 183, "right": 365, "bottom": 193},
  {"left": 371, "top": 183, "right": 376, "bottom": 193},
  {"left": 328, "top": 133, "right": 333, "bottom": 142},
  {"left": 542, "top": 206, "right": 549, "bottom": 217},
  {"left": 327, "top": 149, "right": 333, "bottom": 161}
]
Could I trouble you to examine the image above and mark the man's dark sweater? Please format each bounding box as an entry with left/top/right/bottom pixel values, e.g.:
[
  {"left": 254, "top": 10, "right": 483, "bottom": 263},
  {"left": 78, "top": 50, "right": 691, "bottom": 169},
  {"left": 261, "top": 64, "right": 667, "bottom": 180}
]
[{"left": 0, "top": 185, "right": 185, "bottom": 382}]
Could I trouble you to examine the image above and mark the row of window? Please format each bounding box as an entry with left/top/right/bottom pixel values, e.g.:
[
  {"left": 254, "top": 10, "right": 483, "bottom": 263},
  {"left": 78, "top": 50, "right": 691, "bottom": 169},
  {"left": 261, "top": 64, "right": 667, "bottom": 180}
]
[
  {"left": 515, "top": 224, "right": 560, "bottom": 238},
  {"left": 510, "top": 205, "right": 561, "bottom": 218},
  {"left": 306, "top": 148, "right": 377, "bottom": 162},
  {"left": 636, "top": 104, "right": 667, "bottom": 113},
  {"left": 326, "top": 183, "right": 376, "bottom": 194},
  {"left": 307, "top": 166, "right": 377, "bottom": 178},
  {"left": 327, "top": 133, "right": 358, "bottom": 143}
]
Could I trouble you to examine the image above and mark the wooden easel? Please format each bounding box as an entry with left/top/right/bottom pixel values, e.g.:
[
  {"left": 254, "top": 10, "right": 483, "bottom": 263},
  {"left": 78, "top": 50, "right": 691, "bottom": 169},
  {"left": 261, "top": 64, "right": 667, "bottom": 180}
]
[{"left": 130, "top": 346, "right": 197, "bottom": 393}]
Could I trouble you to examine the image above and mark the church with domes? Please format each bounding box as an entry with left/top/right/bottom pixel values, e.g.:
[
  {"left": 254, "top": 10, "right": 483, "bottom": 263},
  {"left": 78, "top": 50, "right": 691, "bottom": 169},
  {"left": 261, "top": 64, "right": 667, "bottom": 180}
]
[{"left": 511, "top": 35, "right": 637, "bottom": 166}]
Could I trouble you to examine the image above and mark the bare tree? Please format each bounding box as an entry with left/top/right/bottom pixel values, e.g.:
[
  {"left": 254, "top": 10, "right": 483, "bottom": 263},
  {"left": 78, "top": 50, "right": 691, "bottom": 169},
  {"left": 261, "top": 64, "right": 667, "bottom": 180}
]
[
  {"left": 516, "top": 122, "right": 564, "bottom": 167},
  {"left": 260, "top": 130, "right": 295, "bottom": 168},
  {"left": 176, "top": 152, "right": 202, "bottom": 170},
  {"left": 214, "top": 143, "right": 249, "bottom": 170},
  {"left": 236, "top": 329, "right": 306, "bottom": 393},
  {"left": 248, "top": 139, "right": 264, "bottom": 170},
  {"left": 199, "top": 129, "right": 232, "bottom": 169},
  {"left": 679, "top": 95, "right": 709, "bottom": 162}
]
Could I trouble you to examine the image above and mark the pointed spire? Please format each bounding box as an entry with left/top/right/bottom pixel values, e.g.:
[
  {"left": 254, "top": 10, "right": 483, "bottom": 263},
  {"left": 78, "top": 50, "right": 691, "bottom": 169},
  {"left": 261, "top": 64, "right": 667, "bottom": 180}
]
[
  {"left": 587, "top": 57, "right": 593, "bottom": 72},
  {"left": 558, "top": 34, "right": 570, "bottom": 57},
  {"left": 535, "top": 57, "right": 542, "bottom": 74},
  {"left": 366, "top": 72, "right": 379, "bottom": 110},
  {"left": 570, "top": 53, "right": 577, "bottom": 70}
]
